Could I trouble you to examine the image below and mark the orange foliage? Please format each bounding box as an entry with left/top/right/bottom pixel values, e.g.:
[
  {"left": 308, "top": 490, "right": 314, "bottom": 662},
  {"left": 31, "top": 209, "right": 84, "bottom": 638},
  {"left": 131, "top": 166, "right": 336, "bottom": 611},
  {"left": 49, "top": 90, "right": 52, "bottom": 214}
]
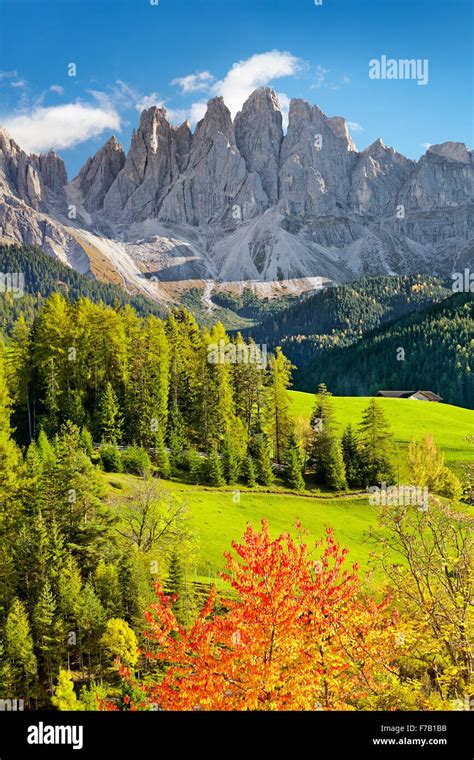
[{"left": 112, "top": 521, "right": 397, "bottom": 711}]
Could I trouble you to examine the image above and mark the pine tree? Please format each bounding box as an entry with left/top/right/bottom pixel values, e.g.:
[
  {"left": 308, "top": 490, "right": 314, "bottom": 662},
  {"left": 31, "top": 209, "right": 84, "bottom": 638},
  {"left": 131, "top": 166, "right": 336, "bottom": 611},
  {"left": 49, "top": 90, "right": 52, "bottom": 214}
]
[
  {"left": 205, "top": 445, "right": 225, "bottom": 487},
  {"left": 95, "top": 381, "right": 122, "bottom": 444},
  {"left": 265, "top": 347, "right": 295, "bottom": 464},
  {"left": 283, "top": 434, "right": 305, "bottom": 491},
  {"left": 308, "top": 387, "right": 347, "bottom": 490},
  {"left": 358, "top": 400, "right": 395, "bottom": 486},
  {"left": 5, "top": 598, "right": 38, "bottom": 702},
  {"left": 341, "top": 424, "right": 363, "bottom": 489},
  {"left": 242, "top": 455, "right": 257, "bottom": 488}
]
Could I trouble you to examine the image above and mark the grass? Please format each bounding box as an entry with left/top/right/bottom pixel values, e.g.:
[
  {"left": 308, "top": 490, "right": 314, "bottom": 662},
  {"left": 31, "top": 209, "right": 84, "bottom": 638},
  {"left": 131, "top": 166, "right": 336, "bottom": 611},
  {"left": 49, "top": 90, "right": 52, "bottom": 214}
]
[
  {"left": 104, "top": 473, "right": 384, "bottom": 587},
  {"left": 103, "top": 394, "right": 473, "bottom": 590},
  {"left": 289, "top": 392, "right": 474, "bottom": 467}
]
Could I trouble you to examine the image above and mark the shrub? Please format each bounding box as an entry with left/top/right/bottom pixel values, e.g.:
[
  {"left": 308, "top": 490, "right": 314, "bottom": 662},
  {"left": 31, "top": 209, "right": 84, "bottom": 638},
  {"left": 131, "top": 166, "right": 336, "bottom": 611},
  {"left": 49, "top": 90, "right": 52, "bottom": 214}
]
[
  {"left": 121, "top": 446, "right": 151, "bottom": 476},
  {"left": 100, "top": 443, "right": 122, "bottom": 473}
]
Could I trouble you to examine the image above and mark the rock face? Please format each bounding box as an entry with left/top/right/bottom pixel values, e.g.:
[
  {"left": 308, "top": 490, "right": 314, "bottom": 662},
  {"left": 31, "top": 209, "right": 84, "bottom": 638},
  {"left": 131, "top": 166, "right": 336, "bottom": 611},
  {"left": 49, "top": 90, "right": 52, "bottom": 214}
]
[
  {"left": 0, "top": 128, "right": 67, "bottom": 212},
  {"left": 158, "top": 96, "right": 267, "bottom": 226},
  {"left": 234, "top": 87, "right": 283, "bottom": 205},
  {"left": 0, "top": 87, "right": 473, "bottom": 302},
  {"left": 399, "top": 142, "right": 473, "bottom": 211},
  {"left": 279, "top": 99, "right": 357, "bottom": 216},
  {"left": 103, "top": 108, "right": 183, "bottom": 221},
  {"left": 349, "top": 139, "right": 414, "bottom": 216},
  {"left": 75, "top": 136, "right": 125, "bottom": 212}
]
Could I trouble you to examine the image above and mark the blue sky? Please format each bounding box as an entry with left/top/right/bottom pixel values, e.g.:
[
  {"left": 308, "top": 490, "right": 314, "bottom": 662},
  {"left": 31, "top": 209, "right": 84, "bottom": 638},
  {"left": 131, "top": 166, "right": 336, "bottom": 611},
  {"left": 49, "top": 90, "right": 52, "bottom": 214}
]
[{"left": 0, "top": 0, "right": 472, "bottom": 178}]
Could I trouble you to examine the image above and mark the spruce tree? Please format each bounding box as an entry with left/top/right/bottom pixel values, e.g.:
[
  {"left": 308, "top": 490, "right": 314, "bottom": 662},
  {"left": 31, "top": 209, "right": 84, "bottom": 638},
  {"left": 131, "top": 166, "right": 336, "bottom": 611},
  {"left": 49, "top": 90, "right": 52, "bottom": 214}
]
[
  {"left": 186, "top": 447, "right": 202, "bottom": 485},
  {"left": 358, "top": 400, "right": 395, "bottom": 486},
  {"left": 341, "top": 424, "right": 363, "bottom": 489},
  {"left": 5, "top": 598, "right": 38, "bottom": 702},
  {"left": 253, "top": 434, "right": 275, "bottom": 486},
  {"left": 34, "top": 581, "right": 60, "bottom": 693},
  {"left": 166, "top": 551, "right": 195, "bottom": 627},
  {"left": 308, "top": 387, "right": 346, "bottom": 490},
  {"left": 242, "top": 455, "right": 257, "bottom": 488},
  {"left": 205, "top": 446, "right": 225, "bottom": 487},
  {"left": 283, "top": 434, "right": 305, "bottom": 491},
  {"left": 265, "top": 347, "right": 294, "bottom": 463},
  {"left": 222, "top": 437, "right": 241, "bottom": 485},
  {"left": 95, "top": 381, "right": 122, "bottom": 444},
  {"left": 153, "top": 427, "right": 171, "bottom": 479}
]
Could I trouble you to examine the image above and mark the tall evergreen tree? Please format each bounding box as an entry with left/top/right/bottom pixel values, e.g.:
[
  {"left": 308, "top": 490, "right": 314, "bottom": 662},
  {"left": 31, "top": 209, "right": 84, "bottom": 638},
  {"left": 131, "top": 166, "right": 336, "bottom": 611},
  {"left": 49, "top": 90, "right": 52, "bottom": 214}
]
[
  {"left": 308, "top": 387, "right": 346, "bottom": 490},
  {"left": 94, "top": 381, "right": 122, "bottom": 444},
  {"left": 341, "top": 424, "right": 363, "bottom": 489},
  {"left": 283, "top": 434, "right": 305, "bottom": 492},
  {"left": 358, "top": 400, "right": 395, "bottom": 486},
  {"left": 265, "top": 347, "right": 295, "bottom": 464},
  {"left": 205, "top": 445, "right": 225, "bottom": 487},
  {"left": 4, "top": 598, "right": 37, "bottom": 703}
]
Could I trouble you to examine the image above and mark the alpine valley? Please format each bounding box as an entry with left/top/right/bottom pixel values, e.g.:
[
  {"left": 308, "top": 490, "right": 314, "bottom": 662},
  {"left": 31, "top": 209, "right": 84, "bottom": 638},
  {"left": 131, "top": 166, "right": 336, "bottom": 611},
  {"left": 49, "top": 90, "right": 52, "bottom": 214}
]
[{"left": 1, "top": 86, "right": 473, "bottom": 307}]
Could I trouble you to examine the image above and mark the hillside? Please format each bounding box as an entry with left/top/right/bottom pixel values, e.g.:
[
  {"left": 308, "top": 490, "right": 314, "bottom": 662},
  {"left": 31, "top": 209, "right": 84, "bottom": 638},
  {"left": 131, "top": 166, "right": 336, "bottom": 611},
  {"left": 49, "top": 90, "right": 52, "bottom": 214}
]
[
  {"left": 0, "top": 243, "right": 166, "bottom": 333},
  {"left": 242, "top": 274, "right": 450, "bottom": 361},
  {"left": 289, "top": 391, "right": 474, "bottom": 468},
  {"left": 291, "top": 294, "right": 474, "bottom": 408}
]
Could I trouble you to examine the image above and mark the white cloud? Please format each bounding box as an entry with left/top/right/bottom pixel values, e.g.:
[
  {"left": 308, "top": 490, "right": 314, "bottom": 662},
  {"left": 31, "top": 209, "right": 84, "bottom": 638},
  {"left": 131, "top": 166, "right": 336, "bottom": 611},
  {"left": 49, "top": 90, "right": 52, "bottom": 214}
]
[
  {"left": 189, "top": 100, "right": 208, "bottom": 125},
  {"left": 212, "top": 51, "right": 301, "bottom": 118},
  {"left": 421, "top": 142, "right": 432, "bottom": 150},
  {"left": 3, "top": 103, "right": 120, "bottom": 152},
  {"left": 49, "top": 84, "right": 64, "bottom": 95},
  {"left": 0, "top": 70, "right": 17, "bottom": 81},
  {"left": 348, "top": 121, "right": 363, "bottom": 133},
  {"left": 342, "top": 74, "right": 352, "bottom": 85},
  {"left": 135, "top": 92, "right": 164, "bottom": 111},
  {"left": 171, "top": 71, "right": 214, "bottom": 94},
  {"left": 11, "top": 80, "right": 27, "bottom": 89}
]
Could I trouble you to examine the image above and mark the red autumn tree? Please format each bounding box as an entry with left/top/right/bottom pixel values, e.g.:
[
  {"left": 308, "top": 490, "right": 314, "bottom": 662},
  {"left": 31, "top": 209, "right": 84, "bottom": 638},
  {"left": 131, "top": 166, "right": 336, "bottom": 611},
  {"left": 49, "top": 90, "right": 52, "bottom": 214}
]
[{"left": 110, "top": 521, "right": 397, "bottom": 711}]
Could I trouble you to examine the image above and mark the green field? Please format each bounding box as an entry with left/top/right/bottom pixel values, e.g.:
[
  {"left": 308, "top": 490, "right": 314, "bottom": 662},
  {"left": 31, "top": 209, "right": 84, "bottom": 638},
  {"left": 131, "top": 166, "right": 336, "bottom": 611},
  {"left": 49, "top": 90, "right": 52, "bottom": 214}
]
[
  {"left": 104, "top": 393, "right": 473, "bottom": 588},
  {"left": 105, "top": 473, "right": 380, "bottom": 584},
  {"left": 289, "top": 392, "right": 474, "bottom": 465}
]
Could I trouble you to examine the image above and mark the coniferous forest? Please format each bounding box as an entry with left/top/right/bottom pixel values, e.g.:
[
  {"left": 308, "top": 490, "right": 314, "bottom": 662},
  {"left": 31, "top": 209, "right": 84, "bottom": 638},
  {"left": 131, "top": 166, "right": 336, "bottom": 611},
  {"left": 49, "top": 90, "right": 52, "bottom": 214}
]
[{"left": 0, "top": 278, "right": 472, "bottom": 712}]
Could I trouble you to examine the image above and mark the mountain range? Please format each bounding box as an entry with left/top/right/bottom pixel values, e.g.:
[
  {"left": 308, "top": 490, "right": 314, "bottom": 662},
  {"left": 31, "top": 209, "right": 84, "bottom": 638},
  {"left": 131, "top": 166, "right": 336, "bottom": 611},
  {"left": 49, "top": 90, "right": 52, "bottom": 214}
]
[{"left": 0, "top": 87, "right": 473, "bottom": 304}]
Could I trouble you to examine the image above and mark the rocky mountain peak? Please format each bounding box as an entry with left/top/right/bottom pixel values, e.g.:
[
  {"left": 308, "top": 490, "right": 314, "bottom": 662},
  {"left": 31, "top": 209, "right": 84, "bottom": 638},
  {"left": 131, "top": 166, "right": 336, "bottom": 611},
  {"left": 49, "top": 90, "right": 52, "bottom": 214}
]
[
  {"left": 234, "top": 87, "right": 283, "bottom": 204},
  {"left": 74, "top": 135, "right": 125, "bottom": 212},
  {"left": 278, "top": 98, "right": 357, "bottom": 216},
  {"left": 1, "top": 88, "right": 472, "bottom": 299},
  {"left": 427, "top": 142, "right": 470, "bottom": 164},
  {"left": 194, "top": 97, "right": 234, "bottom": 145}
]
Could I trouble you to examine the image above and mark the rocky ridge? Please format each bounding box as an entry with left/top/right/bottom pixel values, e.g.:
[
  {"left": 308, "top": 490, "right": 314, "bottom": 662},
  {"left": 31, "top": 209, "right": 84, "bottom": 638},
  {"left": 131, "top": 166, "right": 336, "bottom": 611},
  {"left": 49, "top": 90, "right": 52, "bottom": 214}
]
[{"left": 0, "top": 87, "right": 472, "bottom": 302}]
